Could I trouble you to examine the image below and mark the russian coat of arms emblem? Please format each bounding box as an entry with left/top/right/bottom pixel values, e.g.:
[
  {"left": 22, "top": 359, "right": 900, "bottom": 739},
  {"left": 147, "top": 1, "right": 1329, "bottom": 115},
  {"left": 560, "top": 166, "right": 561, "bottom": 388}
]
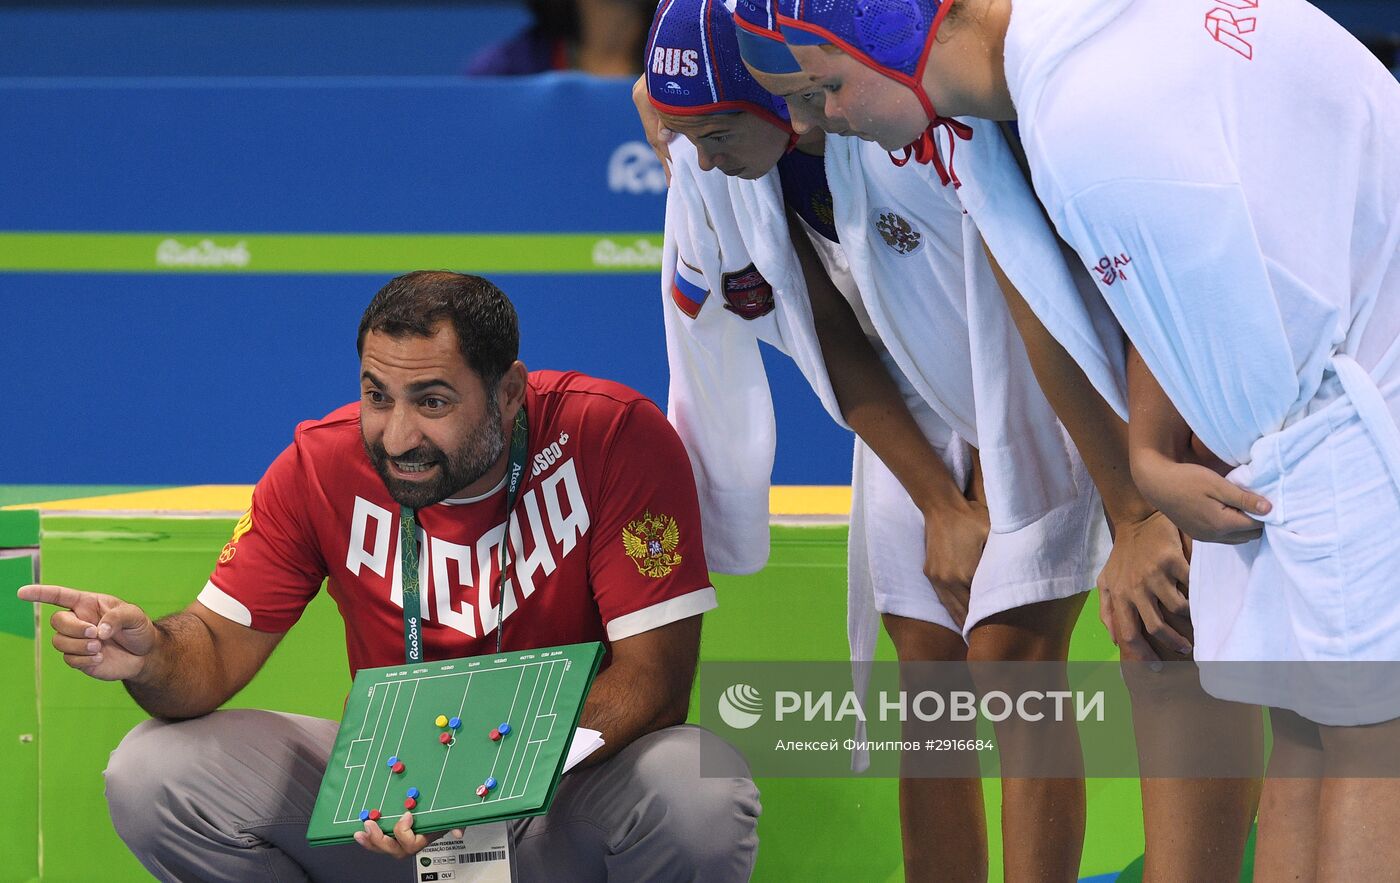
[{"left": 622, "top": 510, "right": 683, "bottom": 578}]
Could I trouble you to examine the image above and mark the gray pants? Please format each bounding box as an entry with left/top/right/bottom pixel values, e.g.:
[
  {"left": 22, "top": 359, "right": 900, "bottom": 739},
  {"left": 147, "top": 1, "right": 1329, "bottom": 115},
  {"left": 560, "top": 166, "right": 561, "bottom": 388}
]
[{"left": 104, "top": 709, "right": 760, "bottom": 882}]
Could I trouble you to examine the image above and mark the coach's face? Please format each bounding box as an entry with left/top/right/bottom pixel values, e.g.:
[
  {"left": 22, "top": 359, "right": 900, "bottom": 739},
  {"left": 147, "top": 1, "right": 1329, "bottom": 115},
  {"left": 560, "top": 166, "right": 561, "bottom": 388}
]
[{"left": 359, "top": 322, "right": 509, "bottom": 509}]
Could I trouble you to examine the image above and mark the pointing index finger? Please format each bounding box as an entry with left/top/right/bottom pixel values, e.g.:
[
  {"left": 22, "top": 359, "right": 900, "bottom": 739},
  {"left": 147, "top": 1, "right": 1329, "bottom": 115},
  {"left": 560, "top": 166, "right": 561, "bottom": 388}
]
[{"left": 17, "top": 584, "right": 91, "bottom": 611}]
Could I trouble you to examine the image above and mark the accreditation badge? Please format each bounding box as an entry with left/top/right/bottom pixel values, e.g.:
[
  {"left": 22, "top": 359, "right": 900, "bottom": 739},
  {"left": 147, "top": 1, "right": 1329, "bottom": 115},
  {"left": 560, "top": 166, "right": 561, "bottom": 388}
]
[{"left": 412, "top": 822, "right": 514, "bottom": 883}]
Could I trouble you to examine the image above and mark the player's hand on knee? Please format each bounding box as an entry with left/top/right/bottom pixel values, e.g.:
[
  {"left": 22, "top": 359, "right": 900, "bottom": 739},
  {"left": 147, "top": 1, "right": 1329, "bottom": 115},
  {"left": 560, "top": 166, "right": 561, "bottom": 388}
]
[
  {"left": 1097, "top": 511, "right": 1192, "bottom": 661},
  {"left": 922, "top": 498, "right": 989, "bottom": 630},
  {"left": 930, "top": 582, "right": 971, "bottom": 631},
  {"left": 1097, "top": 579, "right": 1152, "bottom": 663},
  {"left": 631, "top": 75, "right": 673, "bottom": 184},
  {"left": 18, "top": 583, "right": 155, "bottom": 681}
]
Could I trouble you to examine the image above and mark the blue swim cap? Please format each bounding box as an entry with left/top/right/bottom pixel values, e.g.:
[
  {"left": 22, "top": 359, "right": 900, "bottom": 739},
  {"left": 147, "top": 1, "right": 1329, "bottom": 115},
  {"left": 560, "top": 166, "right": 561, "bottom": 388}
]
[
  {"left": 646, "top": 0, "right": 791, "bottom": 133},
  {"left": 778, "top": 0, "right": 972, "bottom": 185},
  {"left": 732, "top": 0, "right": 803, "bottom": 75}
]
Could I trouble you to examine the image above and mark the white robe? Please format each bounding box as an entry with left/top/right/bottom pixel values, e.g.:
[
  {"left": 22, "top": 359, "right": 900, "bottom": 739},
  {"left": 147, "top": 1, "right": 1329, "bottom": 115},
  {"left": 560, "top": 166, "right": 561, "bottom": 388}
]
[
  {"left": 1003, "top": 0, "right": 1400, "bottom": 722},
  {"left": 949, "top": 116, "right": 1129, "bottom": 421},
  {"left": 825, "top": 133, "right": 1108, "bottom": 631}
]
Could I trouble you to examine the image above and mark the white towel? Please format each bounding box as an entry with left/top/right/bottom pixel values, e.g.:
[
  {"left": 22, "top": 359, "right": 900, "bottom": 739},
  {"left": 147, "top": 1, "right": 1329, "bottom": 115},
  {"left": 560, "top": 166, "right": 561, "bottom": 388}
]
[
  {"left": 662, "top": 137, "right": 844, "bottom": 574},
  {"left": 1001, "top": 0, "right": 1400, "bottom": 716}
]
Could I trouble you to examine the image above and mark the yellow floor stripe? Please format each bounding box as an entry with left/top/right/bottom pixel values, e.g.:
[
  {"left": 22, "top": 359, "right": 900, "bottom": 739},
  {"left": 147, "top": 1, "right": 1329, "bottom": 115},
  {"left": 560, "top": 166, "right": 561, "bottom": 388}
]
[
  {"left": 5, "top": 485, "right": 253, "bottom": 513},
  {"left": 7, "top": 485, "right": 853, "bottom": 517},
  {"left": 769, "top": 485, "right": 851, "bottom": 516}
]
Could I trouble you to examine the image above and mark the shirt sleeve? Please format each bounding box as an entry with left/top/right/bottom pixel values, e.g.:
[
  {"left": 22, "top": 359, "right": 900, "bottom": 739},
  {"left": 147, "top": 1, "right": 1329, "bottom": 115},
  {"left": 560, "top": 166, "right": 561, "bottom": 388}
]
[
  {"left": 588, "top": 398, "right": 717, "bottom": 641},
  {"left": 199, "top": 436, "right": 328, "bottom": 632}
]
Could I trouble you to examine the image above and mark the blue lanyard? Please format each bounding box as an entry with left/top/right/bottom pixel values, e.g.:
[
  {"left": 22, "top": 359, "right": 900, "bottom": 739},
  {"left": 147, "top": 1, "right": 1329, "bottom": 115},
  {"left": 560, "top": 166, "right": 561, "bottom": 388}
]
[{"left": 400, "top": 405, "right": 530, "bottom": 664}]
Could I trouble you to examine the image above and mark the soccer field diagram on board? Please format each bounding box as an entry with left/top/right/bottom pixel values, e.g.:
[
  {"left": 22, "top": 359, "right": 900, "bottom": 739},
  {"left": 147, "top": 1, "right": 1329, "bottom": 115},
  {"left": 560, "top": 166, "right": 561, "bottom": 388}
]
[{"left": 307, "top": 641, "right": 604, "bottom": 846}]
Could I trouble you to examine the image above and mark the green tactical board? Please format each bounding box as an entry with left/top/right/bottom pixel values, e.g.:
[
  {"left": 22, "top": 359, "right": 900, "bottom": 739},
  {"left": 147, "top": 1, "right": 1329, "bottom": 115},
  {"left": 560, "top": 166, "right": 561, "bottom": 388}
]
[{"left": 308, "top": 641, "right": 604, "bottom": 846}]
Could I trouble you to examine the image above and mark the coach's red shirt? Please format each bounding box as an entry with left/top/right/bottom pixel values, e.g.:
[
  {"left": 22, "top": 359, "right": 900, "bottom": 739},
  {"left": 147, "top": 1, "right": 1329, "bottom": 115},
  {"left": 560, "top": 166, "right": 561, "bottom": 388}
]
[{"left": 200, "top": 370, "right": 716, "bottom": 677}]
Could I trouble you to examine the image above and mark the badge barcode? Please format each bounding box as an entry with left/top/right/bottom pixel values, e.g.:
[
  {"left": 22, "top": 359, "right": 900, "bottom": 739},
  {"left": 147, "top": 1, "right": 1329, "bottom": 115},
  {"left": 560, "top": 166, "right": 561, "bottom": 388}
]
[{"left": 460, "top": 849, "right": 508, "bottom": 863}]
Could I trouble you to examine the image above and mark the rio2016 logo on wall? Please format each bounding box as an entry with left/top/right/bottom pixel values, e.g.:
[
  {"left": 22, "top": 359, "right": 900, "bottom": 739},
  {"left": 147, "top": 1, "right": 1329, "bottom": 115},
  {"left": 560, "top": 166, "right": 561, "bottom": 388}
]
[
  {"left": 608, "top": 142, "right": 667, "bottom": 195},
  {"left": 155, "top": 238, "right": 250, "bottom": 268}
]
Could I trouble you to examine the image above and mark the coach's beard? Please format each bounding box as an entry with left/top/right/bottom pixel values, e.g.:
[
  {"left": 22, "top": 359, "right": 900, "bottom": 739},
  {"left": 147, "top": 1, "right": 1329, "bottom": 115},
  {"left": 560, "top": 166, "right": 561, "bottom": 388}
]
[{"left": 363, "top": 406, "right": 506, "bottom": 510}]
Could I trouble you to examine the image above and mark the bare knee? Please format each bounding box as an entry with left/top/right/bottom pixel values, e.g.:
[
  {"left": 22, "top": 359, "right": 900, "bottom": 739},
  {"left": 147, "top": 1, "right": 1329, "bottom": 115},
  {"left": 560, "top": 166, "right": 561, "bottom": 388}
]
[
  {"left": 1119, "top": 657, "right": 1207, "bottom": 704},
  {"left": 965, "top": 596, "right": 1085, "bottom": 664},
  {"left": 882, "top": 614, "right": 965, "bottom": 663},
  {"left": 1318, "top": 714, "right": 1400, "bottom": 777}
]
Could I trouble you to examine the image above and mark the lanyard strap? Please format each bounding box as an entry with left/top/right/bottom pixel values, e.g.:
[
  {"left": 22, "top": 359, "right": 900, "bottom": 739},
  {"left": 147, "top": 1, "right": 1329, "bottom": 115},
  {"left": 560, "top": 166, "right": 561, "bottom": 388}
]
[
  {"left": 400, "top": 404, "right": 530, "bottom": 665},
  {"left": 399, "top": 506, "right": 424, "bottom": 664},
  {"left": 495, "top": 406, "right": 530, "bottom": 652}
]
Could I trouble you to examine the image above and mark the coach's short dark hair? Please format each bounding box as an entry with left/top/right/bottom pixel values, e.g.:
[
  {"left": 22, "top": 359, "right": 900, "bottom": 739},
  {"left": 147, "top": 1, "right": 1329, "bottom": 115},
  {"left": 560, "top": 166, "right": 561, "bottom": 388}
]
[{"left": 357, "top": 271, "right": 519, "bottom": 390}]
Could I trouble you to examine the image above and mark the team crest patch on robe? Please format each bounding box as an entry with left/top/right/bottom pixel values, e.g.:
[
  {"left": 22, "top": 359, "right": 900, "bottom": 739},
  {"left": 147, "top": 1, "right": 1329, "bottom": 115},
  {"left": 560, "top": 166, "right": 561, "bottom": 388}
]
[
  {"left": 721, "top": 264, "right": 775, "bottom": 319},
  {"left": 872, "top": 209, "right": 923, "bottom": 256},
  {"left": 622, "top": 510, "right": 683, "bottom": 578},
  {"left": 218, "top": 508, "right": 254, "bottom": 564}
]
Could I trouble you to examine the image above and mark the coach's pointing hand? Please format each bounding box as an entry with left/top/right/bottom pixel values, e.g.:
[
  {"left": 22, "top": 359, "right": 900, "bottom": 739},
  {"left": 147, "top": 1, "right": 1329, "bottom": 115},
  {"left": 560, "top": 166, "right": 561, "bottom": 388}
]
[{"left": 18, "top": 584, "right": 155, "bottom": 681}]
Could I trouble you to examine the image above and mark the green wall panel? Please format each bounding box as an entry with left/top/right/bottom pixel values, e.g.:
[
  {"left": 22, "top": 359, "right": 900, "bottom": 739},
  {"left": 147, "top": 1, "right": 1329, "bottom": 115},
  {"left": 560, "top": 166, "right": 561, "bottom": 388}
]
[{"left": 0, "top": 555, "right": 39, "bottom": 883}]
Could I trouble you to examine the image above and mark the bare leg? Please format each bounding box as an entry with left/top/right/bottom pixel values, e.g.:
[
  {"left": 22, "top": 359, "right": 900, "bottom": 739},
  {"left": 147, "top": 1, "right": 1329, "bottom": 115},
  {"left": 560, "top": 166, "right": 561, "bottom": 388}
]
[
  {"left": 1126, "top": 615, "right": 1262, "bottom": 883},
  {"left": 1314, "top": 716, "right": 1400, "bottom": 879},
  {"left": 967, "top": 594, "right": 1087, "bottom": 883},
  {"left": 883, "top": 613, "right": 988, "bottom": 883},
  {"left": 1254, "top": 708, "right": 1322, "bottom": 883}
]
